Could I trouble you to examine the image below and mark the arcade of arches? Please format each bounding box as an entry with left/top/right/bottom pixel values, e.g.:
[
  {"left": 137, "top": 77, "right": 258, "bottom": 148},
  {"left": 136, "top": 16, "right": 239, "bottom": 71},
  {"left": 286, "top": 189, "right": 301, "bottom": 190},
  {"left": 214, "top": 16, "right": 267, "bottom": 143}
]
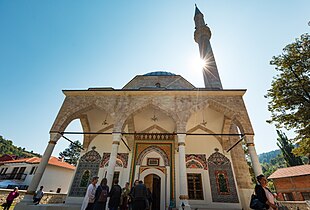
[
  {"left": 31, "top": 78, "right": 262, "bottom": 210},
  {"left": 22, "top": 6, "right": 263, "bottom": 210}
]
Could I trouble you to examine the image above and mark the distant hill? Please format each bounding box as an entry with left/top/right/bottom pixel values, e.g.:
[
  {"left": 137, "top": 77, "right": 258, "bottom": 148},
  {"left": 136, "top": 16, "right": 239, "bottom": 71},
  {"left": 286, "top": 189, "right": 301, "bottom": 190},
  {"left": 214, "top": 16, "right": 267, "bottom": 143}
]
[
  {"left": 0, "top": 135, "right": 41, "bottom": 158},
  {"left": 258, "top": 149, "right": 281, "bottom": 163}
]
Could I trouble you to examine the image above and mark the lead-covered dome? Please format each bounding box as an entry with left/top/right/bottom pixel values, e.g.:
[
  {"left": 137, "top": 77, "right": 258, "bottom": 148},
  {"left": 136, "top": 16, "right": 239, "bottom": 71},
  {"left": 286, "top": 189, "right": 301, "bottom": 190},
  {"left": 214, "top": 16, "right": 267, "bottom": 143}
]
[
  {"left": 123, "top": 71, "right": 195, "bottom": 90},
  {"left": 143, "top": 71, "right": 176, "bottom": 76}
]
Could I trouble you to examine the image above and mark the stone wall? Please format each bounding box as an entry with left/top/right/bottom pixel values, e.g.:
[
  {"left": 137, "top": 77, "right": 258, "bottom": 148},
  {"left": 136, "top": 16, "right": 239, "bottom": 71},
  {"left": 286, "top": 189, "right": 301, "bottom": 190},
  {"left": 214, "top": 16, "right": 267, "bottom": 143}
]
[{"left": 0, "top": 189, "right": 67, "bottom": 206}]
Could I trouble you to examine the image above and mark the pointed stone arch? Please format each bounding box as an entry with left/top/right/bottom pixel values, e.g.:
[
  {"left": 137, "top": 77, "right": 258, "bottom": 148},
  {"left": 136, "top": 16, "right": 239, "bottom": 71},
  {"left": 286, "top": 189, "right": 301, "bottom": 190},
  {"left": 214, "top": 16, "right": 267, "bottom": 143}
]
[
  {"left": 51, "top": 98, "right": 113, "bottom": 133},
  {"left": 187, "top": 124, "right": 222, "bottom": 142},
  {"left": 186, "top": 99, "right": 236, "bottom": 123},
  {"left": 136, "top": 145, "right": 170, "bottom": 166},
  {"left": 186, "top": 98, "right": 253, "bottom": 135},
  {"left": 141, "top": 124, "right": 169, "bottom": 133},
  {"left": 117, "top": 102, "right": 178, "bottom": 132}
]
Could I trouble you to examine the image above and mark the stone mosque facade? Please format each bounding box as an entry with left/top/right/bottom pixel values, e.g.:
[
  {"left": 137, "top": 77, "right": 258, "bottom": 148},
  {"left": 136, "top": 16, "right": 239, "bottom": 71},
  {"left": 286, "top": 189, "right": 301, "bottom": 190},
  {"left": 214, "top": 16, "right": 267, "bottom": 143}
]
[{"left": 18, "top": 6, "right": 262, "bottom": 210}]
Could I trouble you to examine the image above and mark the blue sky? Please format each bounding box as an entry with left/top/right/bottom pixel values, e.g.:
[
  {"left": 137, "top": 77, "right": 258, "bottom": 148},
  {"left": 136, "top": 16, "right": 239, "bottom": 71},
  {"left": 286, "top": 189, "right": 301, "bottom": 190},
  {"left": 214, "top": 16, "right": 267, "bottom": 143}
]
[{"left": 0, "top": 1, "right": 309, "bottom": 156}]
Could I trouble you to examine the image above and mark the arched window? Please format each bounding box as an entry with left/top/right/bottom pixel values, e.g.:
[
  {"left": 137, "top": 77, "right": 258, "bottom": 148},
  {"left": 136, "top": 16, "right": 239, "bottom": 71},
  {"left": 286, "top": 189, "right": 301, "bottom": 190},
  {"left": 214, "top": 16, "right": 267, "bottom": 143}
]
[
  {"left": 217, "top": 173, "right": 229, "bottom": 193},
  {"left": 80, "top": 170, "right": 90, "bottom": 187}
]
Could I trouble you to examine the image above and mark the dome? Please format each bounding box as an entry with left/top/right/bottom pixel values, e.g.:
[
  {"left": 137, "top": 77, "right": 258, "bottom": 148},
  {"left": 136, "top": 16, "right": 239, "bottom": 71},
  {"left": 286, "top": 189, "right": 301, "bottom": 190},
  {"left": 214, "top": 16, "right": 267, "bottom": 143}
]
[{"left": 143, "top": 71, "right": 176, "bottom": 76}]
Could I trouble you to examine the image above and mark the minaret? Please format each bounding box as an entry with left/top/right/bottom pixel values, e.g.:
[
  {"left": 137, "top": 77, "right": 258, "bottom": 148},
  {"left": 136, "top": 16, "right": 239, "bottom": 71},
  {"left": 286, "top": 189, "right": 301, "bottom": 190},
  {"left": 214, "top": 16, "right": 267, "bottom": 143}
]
[{"left": 194, "top": 5, "right": 223, "bottom": 89}]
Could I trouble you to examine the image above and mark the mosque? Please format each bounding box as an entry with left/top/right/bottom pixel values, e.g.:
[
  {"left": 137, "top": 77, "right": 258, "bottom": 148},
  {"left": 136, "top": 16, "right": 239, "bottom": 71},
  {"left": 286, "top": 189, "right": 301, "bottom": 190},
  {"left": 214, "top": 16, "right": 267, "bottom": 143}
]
[{"left": 16, "top": 6, "right": 262, "bottom": 210}]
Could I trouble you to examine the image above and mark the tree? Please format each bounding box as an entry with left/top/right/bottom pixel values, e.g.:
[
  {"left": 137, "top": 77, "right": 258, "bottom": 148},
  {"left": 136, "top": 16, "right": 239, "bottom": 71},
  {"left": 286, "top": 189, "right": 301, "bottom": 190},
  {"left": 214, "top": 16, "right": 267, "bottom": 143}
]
[
  {"left": 59, "top": 140, "right": 82, "bottom": 166},
  {"left": 0, "top": 135, "right": 40, "bottom": 158},
  {"left": 276, "top": 130, "right": 303, "bottom": 166},
  {"left": 266, "top": 33, "right": 310, "bottom": 159}
]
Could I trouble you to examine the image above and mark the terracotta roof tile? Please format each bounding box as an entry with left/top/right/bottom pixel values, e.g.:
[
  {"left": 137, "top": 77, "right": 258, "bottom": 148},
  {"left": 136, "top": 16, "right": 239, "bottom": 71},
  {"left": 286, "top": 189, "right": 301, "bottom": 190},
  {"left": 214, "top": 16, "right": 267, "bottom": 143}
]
[
  {"left": 268, "top": 165, "right": 310, "bottom": 179},
  {"left": 0, "top": 156, "right": 75, "bottom": 170}
]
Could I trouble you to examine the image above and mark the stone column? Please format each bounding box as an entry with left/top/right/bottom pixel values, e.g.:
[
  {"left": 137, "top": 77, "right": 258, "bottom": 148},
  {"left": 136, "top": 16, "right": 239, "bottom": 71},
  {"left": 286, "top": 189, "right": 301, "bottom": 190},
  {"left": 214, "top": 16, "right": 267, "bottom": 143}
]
[
  {"left": 106, "top": 132, "right": 121, "bottom": 188},
  {"left": 17, "top": 133, "right": 61, "bottom": 205},
  {"left": 246, "top": 135, "right": 262, "bottom": 177},
  {"left": 177, "top": 134, "right": 190, "bottom": 210}
]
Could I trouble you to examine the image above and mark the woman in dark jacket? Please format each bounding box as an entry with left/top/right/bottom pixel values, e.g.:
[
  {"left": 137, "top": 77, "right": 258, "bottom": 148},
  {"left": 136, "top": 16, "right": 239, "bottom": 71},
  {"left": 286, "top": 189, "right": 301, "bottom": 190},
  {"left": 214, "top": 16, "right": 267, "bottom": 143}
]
[
  {"left": 255, "top": 174, "right": 277, "bottom": 210},
  {"left": 94, "top": 178, "right": 109, "bottom": 210},
  {"left": 108, "top": 179, "right": 122, "bottom": 210},
  {"left": 132, "top": 180, "right": 148, "bottom": 210}
]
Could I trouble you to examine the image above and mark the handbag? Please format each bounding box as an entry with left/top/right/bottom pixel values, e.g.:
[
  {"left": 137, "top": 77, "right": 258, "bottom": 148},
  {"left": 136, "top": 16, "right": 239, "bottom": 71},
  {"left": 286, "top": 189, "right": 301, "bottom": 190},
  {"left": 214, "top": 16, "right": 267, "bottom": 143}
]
[{"left": 250, "top": 194, "right": 266, "bottom": 209}]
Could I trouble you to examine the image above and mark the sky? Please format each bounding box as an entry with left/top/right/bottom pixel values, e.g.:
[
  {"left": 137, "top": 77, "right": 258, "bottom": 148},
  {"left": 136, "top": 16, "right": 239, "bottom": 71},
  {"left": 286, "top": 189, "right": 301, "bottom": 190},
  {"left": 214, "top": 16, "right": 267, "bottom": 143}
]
[{"left": 0, "top": 1, "right": 309, "bottom": 157}]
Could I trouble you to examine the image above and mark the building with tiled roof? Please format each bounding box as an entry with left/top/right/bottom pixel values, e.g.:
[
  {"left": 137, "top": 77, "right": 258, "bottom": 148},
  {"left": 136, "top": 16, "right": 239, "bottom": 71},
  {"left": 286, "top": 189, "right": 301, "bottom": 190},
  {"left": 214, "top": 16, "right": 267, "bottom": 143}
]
[
  {"left": 268, "top": 165, "right": 310, "bottom": 201},
  {"left": 0, "top": 156, "right": 75, "bottom": 193}
]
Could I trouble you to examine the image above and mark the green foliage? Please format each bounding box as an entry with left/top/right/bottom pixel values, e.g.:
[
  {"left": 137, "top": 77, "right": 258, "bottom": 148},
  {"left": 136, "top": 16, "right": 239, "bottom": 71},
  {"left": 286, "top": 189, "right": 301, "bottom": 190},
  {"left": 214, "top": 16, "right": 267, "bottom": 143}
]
[
  {"left": 293, "top": 138, "right": 310, "bottom": 162},
  {"left": 0, "top": 135, "right": 41, "bottom": 158},
  {"left": 276, "top": 130, "right": 303, "bottom": 166},
  {"left": 266, "top": 33, "right": 310, "bottom": 159},
  {"left": 259, "top": 149, "right": 281, "bottom": 163},
  {"left": 261, "top": 154, "right": 286, "bottom": 177},
  {"left": 59, "top": 140, "right": 82, "bottom": 166},
  {"left": 260, "top": 154, "right": 286, "bottom": 192}
]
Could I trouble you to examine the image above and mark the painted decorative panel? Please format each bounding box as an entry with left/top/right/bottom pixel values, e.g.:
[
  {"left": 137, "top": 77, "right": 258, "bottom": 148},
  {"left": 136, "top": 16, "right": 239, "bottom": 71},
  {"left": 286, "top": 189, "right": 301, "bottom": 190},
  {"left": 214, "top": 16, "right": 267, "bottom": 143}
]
[
  {"left": 69, "top": 148, "right": 101, "bottom": 197},
  {"left": 207, "top": 149, "right": 239, "bottom": 203},
  {"left": 100, "top": 153, "right": 129, "bottom": 168},
  {"left": 186, "top": 154, "right": 207, "bottom": 170}
]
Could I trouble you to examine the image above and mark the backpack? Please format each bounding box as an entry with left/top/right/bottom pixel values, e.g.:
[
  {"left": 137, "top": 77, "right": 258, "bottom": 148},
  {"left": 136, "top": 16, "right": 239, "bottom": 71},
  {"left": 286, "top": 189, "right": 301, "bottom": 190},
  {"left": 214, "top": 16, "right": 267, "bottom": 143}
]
[{"left": 98, "top": 186, "right": 108, "bottom": 202}]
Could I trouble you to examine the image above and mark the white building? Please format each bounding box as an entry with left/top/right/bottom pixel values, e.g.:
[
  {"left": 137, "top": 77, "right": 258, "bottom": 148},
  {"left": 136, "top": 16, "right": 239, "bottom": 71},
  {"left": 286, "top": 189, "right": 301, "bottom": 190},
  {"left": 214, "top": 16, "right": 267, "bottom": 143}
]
[
  {"left": 16, "top": 6, "right": 262, "bottom": 210},
  {"left": 0, "top": 156, "right": 75, "bottom": 193}
]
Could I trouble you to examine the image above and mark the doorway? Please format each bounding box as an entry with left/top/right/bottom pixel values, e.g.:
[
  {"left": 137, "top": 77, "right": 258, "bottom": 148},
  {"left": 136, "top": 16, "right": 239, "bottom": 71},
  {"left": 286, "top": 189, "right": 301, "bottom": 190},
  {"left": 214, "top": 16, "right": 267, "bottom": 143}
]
[{"left": 144, "top": 174, "right": 161, "bottom": 210}]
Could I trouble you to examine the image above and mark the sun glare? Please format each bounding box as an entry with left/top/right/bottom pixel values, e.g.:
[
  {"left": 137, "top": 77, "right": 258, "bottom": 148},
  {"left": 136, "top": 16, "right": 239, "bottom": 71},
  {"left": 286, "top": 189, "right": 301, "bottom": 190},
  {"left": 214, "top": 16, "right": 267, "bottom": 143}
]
[{"left": 190, "top": 56, "right": 206, "bottom": 72}]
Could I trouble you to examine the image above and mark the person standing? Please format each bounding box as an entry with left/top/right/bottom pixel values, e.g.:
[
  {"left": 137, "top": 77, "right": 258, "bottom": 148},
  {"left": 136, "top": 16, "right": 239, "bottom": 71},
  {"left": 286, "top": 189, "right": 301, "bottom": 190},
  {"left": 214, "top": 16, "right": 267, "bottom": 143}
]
[
  {"left": 120, "top": 182, "right": 130, "bottom": 210},
  {"left": 128, "top": 180, "right": 139, "bottom": 210},
  {"left": 3, "top": 187, "right": 19, "bottom": 210},
  {"left": 146, "top": 188, "right": 153, "bottom": 210},
  {"left": 81, "top": 176, "right": 99, "bottom": 210},
  {"left": 255, "top": 174, "right": 278, "bottom": 210},
  {"left": 94, "top": 178, "right": 109, "bottom": 210},
  {"left": 33, "top": 186, "right": 44, "bottom": 205},
  {"left": 132, "top": 180, "right": 148, "bottom": 210},
  {"left": 108, "top": 179, "right": 122, "bottom": 210}
]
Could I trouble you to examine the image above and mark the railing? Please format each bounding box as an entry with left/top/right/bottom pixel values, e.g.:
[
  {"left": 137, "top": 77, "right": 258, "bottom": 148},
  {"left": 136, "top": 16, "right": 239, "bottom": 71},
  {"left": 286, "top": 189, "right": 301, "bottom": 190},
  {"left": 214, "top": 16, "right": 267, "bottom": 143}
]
[
  {"left": 0, "top": 173, "right": 27, "bottom": 181},
  {"left": 277, "top": 201, "right": 310, "bottom": 210}
]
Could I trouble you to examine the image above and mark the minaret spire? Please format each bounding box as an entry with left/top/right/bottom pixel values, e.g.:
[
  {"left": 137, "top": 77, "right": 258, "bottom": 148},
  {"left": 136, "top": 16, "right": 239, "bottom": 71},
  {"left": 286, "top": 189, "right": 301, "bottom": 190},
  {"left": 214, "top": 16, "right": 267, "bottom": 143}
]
[{"left": 194, "top": 5, "right": 223, "bottom": 89}]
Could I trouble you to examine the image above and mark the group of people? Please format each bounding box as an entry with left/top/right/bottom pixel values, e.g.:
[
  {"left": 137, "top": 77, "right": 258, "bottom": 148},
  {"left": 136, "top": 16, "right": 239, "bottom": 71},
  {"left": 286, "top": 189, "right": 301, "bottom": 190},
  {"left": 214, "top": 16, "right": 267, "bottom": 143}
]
[
  {"left": 1, "top": 185, "right": 44, "bottom": 209},
  {"left": 1, "top": 173, "right": 277, "bottom": 210},
  {"left": 81, "top": 177, "right": 153, "bottom": 210}
]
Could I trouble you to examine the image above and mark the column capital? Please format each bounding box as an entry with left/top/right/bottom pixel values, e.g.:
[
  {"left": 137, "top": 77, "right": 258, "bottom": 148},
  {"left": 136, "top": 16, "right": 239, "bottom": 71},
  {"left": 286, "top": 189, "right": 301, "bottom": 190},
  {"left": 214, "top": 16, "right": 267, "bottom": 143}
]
[
  {"left": 112, "top": 133, "right": 121, "bottom": 144},
  {"left": 49, "top": 133, "right": 61, "bottom": 142},
  {"left": 245, "top": 134, "right": 254, "bottom": 144},
  {"left": 177, "top": 133, "right": 186, "bottom": 143}
]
